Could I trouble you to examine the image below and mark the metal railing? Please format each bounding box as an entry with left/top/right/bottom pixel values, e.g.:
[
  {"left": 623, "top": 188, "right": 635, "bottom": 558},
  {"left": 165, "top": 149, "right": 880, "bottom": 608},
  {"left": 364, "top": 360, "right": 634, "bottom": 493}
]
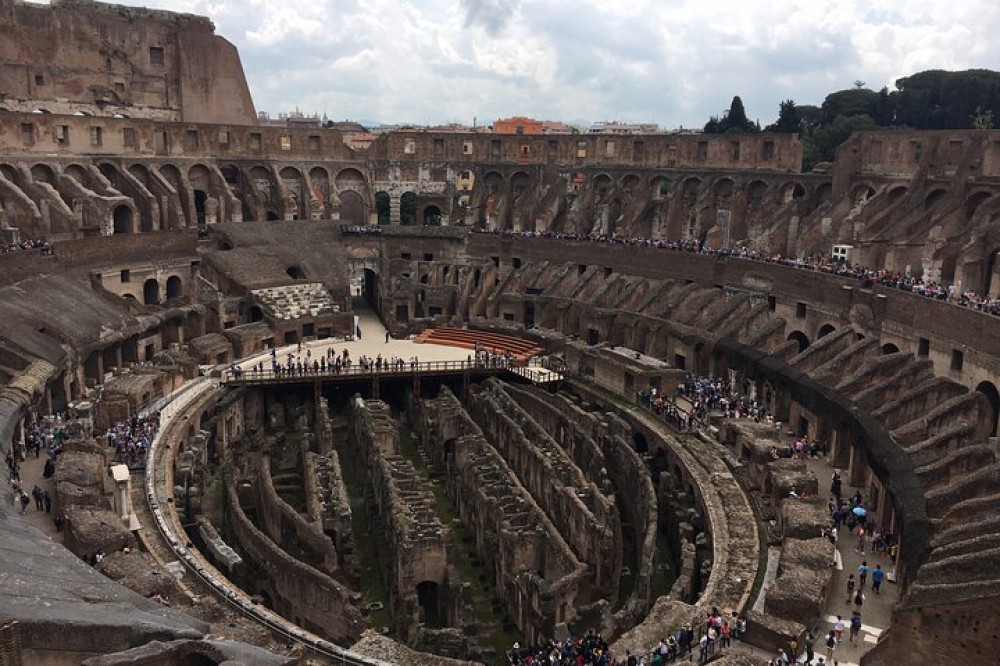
[{"left": 222, "top": 357, "right": 520, "bottom": 383}]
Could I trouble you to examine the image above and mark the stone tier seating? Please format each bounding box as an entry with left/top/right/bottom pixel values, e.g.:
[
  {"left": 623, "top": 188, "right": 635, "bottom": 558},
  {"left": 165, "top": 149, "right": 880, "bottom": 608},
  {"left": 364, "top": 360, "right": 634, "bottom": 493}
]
[
  {"left": 251, "top": 283, "right": 339, "bottom": 321},
  {"left": 413, "top": 327, "right": 542, "bottom": 361}
]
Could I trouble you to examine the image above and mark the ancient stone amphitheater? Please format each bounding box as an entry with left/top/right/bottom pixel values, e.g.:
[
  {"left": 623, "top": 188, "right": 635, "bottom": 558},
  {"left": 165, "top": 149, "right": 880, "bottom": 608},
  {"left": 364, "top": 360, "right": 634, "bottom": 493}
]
[{"left": 1, "top": 2, "right": 999, "bottom": 665}]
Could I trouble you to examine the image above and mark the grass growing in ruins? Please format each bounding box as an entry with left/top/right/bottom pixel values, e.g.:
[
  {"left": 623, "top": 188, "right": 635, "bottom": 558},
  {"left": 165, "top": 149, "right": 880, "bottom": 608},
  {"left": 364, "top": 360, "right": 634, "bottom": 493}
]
[
  {"left": 336, "top": 440, "right": 394, "bottom": 634},
  {"left": 398, "top": 424, "right": 521, "bottom": 665}
]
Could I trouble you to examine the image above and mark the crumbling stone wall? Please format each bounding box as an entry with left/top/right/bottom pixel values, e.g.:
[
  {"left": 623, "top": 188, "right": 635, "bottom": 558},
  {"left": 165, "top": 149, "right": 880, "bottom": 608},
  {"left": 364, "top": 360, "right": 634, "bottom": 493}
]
[
  {"left": 349, "top": 397, "right": 447, "bottom": 640},
  {"left": 222, "top": 470, "right": 366, "bottom": 645},
  {"left": 467, "top": 378, "right": 619, "bottom": 604},
  {"left": 421, "top": 387, "right": 586, "bottom": 642},
  {"left": 253, "top": 452, "right": 340, "bottom": 578}
]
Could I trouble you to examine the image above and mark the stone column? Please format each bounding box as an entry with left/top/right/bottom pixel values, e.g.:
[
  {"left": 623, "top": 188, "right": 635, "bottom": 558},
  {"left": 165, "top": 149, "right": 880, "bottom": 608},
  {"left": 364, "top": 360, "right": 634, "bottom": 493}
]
[
  {"left": 390, "top": 194, "right": 401, "bottom": 225},
  {"left": 110, "top": 464, "right": 132, "bottom": 522}
]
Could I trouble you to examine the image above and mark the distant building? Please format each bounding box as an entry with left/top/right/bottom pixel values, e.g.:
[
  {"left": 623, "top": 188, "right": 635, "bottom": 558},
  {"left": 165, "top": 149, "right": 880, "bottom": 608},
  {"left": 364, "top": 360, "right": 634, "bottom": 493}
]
[
  {"left": 493, "top": 117, "right": 544, "bottom": 135},
  {"left": 589, "top": 121, "right": 661, "bottom": 135}
]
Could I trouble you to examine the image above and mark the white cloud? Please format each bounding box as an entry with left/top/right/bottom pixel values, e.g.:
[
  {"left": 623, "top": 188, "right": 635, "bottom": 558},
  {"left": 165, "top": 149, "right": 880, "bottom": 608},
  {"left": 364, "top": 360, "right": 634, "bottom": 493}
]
[{"left": 34, "top": 0, "right": 1000, "bottom": 127}]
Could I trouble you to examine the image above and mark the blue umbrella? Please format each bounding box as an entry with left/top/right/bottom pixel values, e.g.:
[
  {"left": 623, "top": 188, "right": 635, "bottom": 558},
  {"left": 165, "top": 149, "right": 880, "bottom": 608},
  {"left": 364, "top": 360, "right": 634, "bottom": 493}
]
[{"left": 852, "top": 506, "right": 867, "bottom": 517}]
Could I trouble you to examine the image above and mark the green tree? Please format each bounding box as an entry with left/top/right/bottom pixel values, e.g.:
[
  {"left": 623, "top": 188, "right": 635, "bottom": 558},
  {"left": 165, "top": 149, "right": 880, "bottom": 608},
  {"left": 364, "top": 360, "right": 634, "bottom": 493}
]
[
  {"left": 810, "top": 114, "right": 877, "bottom": 164},
  {"left": 726, "top": 95, "right": 750, "bottom": 130},
  {"left": 767, "top": 99, "right": 802, "bottom": 133},
  {"left": 820, "top": 87, "right": 880, "bottom": 124},
  {"left": 972, "top": 106, "right": 995, "bottom": 129}
]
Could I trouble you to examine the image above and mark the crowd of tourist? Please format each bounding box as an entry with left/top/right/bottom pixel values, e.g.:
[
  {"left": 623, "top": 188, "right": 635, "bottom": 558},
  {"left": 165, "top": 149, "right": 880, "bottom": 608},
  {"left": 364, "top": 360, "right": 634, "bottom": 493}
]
[
  {"left": 0, "top": 237, "right": 53, "bottom": 256},
  {"left": 107, "top": 413, "right": 160, "bottom": 469},
  {"left": 254, "top": 346, "right": 425, "bottom": 377},
  {"left": 341, "top": 225, "right": 383, "bottom": 236},
  {"left": 638, "top": 374, "right": 770, "bottom": 432},
  {"left": 507, "top": 611, "right": 745, "bottom": 665},
  {"left": 469, "top": 228, "right": 1000, "bottom": 317}
]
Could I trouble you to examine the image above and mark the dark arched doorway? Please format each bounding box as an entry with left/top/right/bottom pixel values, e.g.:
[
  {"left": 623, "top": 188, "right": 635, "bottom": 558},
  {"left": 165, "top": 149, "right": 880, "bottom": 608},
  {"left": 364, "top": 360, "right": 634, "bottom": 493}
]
[
  {"left": 143, "top": 279, "right": 160, "bottom": 305},
  {"left": 113, "top": 205, "right": 133, "bottom": 234},
  {"left": 976, "top": 381, "right": 1000, "bottom": 437},
  {"left": 399, "top": 192, "right": 417, "bottom": 226},
  {"left": 818, "top": 324, "right": 836, "bottom": 339},
  {"left": 194, "top": 190, "right": 208, "bottom": 225},
  {"left": 881, "top": 343, "right": 899, "bottom": 355},
  {"left": 416, "top": 581, "right": 443, "bottom": 628},
  {"left": 286, "top": 265, "right": 306, "bottom": 280},
  {"left": 633, "top": 432, "right": 649, "bottom": 455},
  {"left": 787, "top": 330, "right": 810, "bottom": 352},
  {"left": 422, "top": 205, "right": 442, "bottom": 226},
  {"left": 165, "top": 275, "right": 182, "bottom": 299},
  {"left": 375, "top": 191, "right": 390, "bottom": 225}
]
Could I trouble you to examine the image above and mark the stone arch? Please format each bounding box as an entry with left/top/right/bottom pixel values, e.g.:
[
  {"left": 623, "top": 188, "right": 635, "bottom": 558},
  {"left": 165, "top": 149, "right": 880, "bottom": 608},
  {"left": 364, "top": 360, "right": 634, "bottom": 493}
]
[
  {"left": 593, "top": 173, "right": 613, "bottom": 196},
  {"left": 815, "top": 182, "right": 833, "bottom": 202},
  {"left": 976, "top": 381, "right": 1000, "bottom": 437},
  {"left": 964, "top": 190, "right": 994, "bottom": 223},
  {"left": 482, "top": 171, "right": 504, "bottom": 192},
  {"left": 165, "top": 275, "right": 183, "bottom": 299},
  {"left": 112, "top": 205, "right": 134, "bottom": 234},
  {"left": 187, "top": 164, "right": 211, "bottom": 189},
  {"left": 650, "top": 175, "right": 672, "bottom": 197},
  {"left": 510, "top": 171, "right": 531, "bottom": 196},
  {"left": 338, "top": 190, "right": 366, "bottom": 225},
  {"left": 64, "top": 163, "right": 88, "bottom": 184},
  {"left": 422, "top": 204, "right": 442, "bottom": 226},
  {"left": 0, "top": 164, "right": 19, "bottom": 182},
  {"left": 159, "top": 163, "right": 183, "bottom": 186},
  {"left": 881, "top": 342, "right": 899, "bottom": 355},
  {"left": 787, "top": 330, "right": 810, "bottom": 352},
  {"left": 817, "top": 323, "right": 837, "bottom": 339},
  {"left": 286, "top": 265, "right": 306, "bottom": 280},
  {"left": 851, "top": 183, "right": 876, "bottom": 204},
  {"left": 680, "top": 177, "right": 702, "bottom": 205},
  {"left": 309, "top": 166, "right": 330, "bottom": 217},
  {"left": 375, "top": 191, "right": 390, "bottom": 225},
  {"left": 278, "top": 166, "right": 301, "bottom": 180},
  {"left": 621, "top": 173, "right": 641, "bottom": 193},
  {"left": 335, "top": 167, "right": 366, "bottom": 192},
  {"left": 887, "top": 185, "right": 908, "bottom": 202},
  {"left": 30, "top": 164, "right": 56, "bottom": 185},
  {"left": 781, "top": 181, "right": 806, "bottom": 203},
  {"left": 712, "top": 177, "right": 735, "bottom": 200},
  {"left": 128, "top": 163, "right": 150, "bottom": 184},
  {"left": 924, "top": 187, "right": 947, "bottom": 211},
  {"left": 399, "top": 191, "right": 417, "bottom": 226},
  {"left": 143, "top": 279, "right": 160, "bottom": 305},
  {"left": 747, "top": 180, "right": 768, "bottom": 206},
  {"left": 98, "top": 162, "right": 119, "bottom": 185},
  {"left": 220, "top": 164, "right": 241, "bottom": 185}
]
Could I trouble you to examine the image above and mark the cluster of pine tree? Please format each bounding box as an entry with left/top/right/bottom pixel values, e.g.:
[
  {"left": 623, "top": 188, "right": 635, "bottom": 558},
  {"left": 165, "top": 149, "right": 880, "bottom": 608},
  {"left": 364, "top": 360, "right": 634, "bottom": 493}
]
[{"left": 703, "top": 69, "right": 1000, "bottom": 169}]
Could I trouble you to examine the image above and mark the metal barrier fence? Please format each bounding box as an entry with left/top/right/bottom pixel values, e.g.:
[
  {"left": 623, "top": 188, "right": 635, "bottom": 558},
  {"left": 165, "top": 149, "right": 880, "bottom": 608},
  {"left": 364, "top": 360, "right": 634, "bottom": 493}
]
[{"left": 223, "top": 357, "right": 518, "bottom": 383}]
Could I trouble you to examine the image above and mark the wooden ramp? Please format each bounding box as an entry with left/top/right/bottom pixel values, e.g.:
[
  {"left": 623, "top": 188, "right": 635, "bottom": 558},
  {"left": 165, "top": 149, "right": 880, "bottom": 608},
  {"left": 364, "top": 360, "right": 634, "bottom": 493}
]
[{"left": 414, "top": 328, "right": 543, "bottom": 362}]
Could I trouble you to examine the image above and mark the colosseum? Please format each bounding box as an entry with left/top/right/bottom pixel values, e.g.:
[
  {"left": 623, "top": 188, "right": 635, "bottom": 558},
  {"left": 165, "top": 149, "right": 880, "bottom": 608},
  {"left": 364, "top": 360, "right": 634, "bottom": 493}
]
[{"left": 1, "top": 2, "right": 998, "bottom": 665}]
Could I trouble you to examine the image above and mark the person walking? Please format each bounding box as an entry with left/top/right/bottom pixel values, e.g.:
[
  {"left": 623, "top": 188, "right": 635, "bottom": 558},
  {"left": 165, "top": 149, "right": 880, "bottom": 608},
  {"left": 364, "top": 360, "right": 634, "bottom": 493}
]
[
  {"left": 858, "top": 561, "right": 869, "bottom": 589},
  {"left": 825, "top": 630, "right": 837, "bottom": 661},
  {"left": 43, "top": 490, "right": 52, "bottom": 513},
  {"left": 845, "top": 573, "right": 856, "bottom": 603},
  {"left": 849, "top": 611, "right": 863, "bottom": 644},
  {"left": 871, "top": 564, "right": 885, "bottom": 595}
]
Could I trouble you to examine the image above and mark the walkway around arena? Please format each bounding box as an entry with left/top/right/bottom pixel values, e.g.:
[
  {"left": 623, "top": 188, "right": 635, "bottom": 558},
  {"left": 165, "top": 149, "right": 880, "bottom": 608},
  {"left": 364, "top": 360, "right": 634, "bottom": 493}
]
[{"left": 230, "top": 306, "right": 561, "bottom": 385}]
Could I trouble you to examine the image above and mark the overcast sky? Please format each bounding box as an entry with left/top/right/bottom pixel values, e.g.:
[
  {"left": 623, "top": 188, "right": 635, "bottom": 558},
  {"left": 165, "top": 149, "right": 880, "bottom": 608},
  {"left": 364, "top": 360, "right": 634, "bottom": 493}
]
[{"left": 65, "top": 0, "right": 1000, "bottom": 127}]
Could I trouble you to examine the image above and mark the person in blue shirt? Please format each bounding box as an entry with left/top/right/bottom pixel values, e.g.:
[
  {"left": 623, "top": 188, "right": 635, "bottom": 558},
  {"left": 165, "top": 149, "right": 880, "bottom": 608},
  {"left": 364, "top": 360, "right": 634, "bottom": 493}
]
[{"left": 871, "top": 564, "right": 885, "bottom": 595}]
